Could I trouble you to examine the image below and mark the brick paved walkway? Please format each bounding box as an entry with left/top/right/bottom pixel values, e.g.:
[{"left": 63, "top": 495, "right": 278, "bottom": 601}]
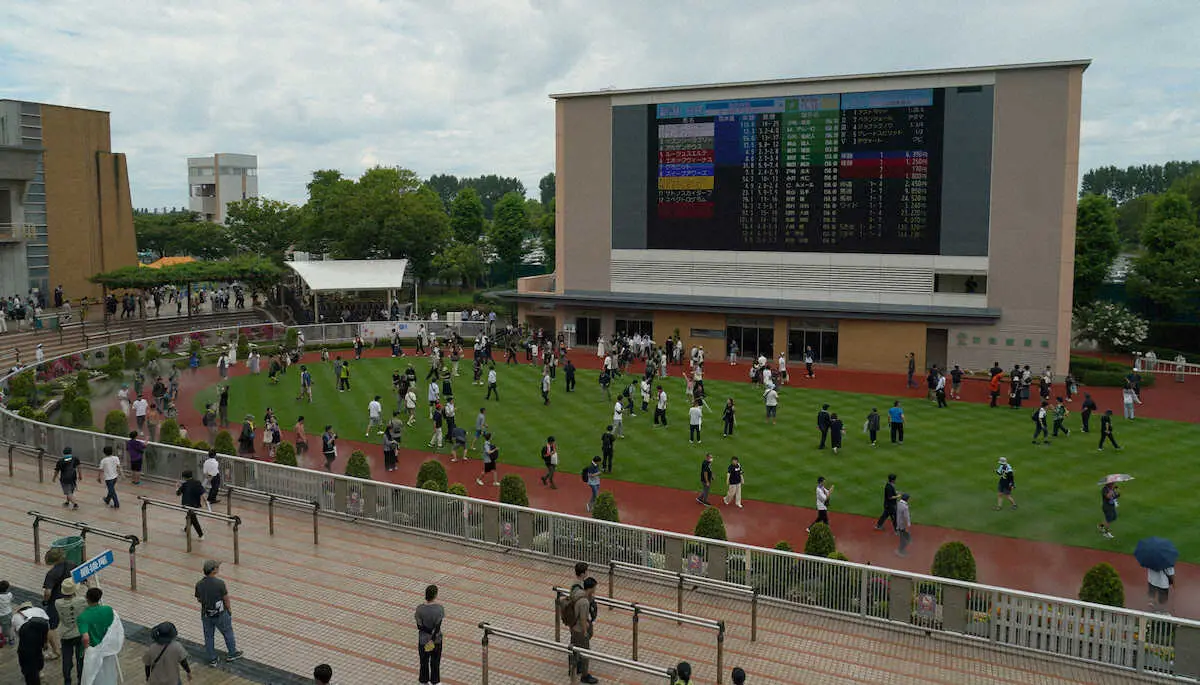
[{"left": 0, "top": 456, "right": 1159, "bottom": 684}]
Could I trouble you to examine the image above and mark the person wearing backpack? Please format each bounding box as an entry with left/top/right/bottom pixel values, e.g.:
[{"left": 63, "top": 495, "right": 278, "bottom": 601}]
[
  {"left": 539, "top": 436, "right": 559, "bottom": 489},
  {"left": 584, "top": 456, "right": 602, "bottom": 512},
  {"left": 1032, "top": 401, "right": 1049, "bottom": 445},
  {"left": 561, "top": 578, "right": 599, "bottom": 684}
]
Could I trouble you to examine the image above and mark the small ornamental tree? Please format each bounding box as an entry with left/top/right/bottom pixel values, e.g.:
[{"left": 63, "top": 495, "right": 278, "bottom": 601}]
[
  {"left": 213, "top": 430, "right": 236, "bottom": 456},
  {"left": 416, "top": 459, "right": 449, "bottom": 492},
  {"left": 591, "top": 491, "right": 619, "bottom": 522},
  {"left": 804, "top": 523, "right": 836, "bottom": 557},
  {"left": 285, "top": 328, "right": 299, "bottom": 350},
  {"left": 236, "top": 333, "right": 250, "bottom": 361},
  {"left": 104, "top": 346, "right": 124, "bottom": 377},
  {"left": 1079, "top": 562, "right": 1125, "bottom": 607},
  {"left": 104, "top": 410, "right": 128, "bottom": 436},
  {"left": 420, "top": 479, "right": 444, "bottom": 491},
  {"left": 499, "top": 474, "right": 529, "bottom": 506},
  {"left": 124, "top": 342, "right": 142, "bottom": 369},
  {"left": 158, "top": 419, "right": 182, "bottom": 445},
  {"left": 144, "top": 345, "right": 161, "bottom": 366},
  {"left": 189, "top": 338, "right": 203, "bottom": 356},
  {"left": 274, "top": 441, "right": 297, "bottom": 466},
  {"left": 931, "top": 541, "right": 977, "bottom": 582},
  {"left": 191, "top": 440, "right": 210, "bottom": 452},
  {"left": 1073, "top": 302, "right": 1150, "bottom": 359},
  {"left": 73, "top": 370, "right": 91, "bottom": 397},
  {"left": 446, "top": 483, "right": 469, "bottom": 496},
  {"left": 345, "top": 450, "right": 371, "bottom": 479},
  {"left": 694, "top": 507, "right": 727, "bottom": 541},
  {"left": 68, "top": 396, "right": 93, "bottom": 429},
  {"left": 774, "top": 540, "right": 794, "bottom": 552}
]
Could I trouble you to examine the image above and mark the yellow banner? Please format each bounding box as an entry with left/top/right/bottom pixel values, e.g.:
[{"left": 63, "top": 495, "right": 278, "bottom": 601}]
[{"left": 658, "top": 176, "right": 715, "bottom": 190}]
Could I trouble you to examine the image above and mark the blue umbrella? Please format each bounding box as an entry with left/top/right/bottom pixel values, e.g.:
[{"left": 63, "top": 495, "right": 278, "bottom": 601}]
[{"left": 1135, "top": 537, "right": 1179, "bottom": 571}]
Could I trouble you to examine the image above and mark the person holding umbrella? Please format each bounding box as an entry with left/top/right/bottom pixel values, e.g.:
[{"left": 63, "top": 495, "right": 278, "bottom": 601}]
[
  {"left": 1097, "top": 474, "right": 1131, "bottom": 539},
  {"left": 1135, "top": 537, "right": 1178, "bottom": 611}
]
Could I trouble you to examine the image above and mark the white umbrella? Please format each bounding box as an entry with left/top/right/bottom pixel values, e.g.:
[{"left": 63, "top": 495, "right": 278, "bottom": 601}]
[{"left": 1097, "top": 474, "right": 1134, "bottom": 485}]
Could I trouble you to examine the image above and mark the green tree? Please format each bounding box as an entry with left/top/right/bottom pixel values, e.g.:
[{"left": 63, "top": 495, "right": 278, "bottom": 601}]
[
  {"left": 490, "top": 192, "right": 529, "bottom": 284},
  {"left": 803, "top": 523, "right": 836, "bottom": 557},
  {"left": 693, "top": 507, "right": 727, "bottom": 540},
  {"left": 1078, "top": 562, "right": 1125, "bottom": 607},
  {"left": 459, "top": 175, "right": 526, "bottom": 219},
  {"left": 1073, "top": 195, "right": 1121, "bottom": 306},
  {"left": 274, "top": 441, "right": 297, "bottom": 466},
  {"left": 1073, "top": 301, "right": 1149, "bottom": 355},
  {"left": 538, "top": 172, "right": 555, "bottom": 208},
  {"left": 449, "top": 187, "right": 486, "bottom": 244},
  {"left": 416, "top": 459, "right": 449, "bottom": 492},
  {"left": 213, "top": 430, "right": 235, "bottom": 455},
  {"left": 1116, "top": 193, "right": 1155, "bottom": 247},
  {"left": 1170, "top": 169, "right": 1200, "bottom": 225},
  {"left": 177, "top": 221, "right": 234, "bottom": 260},
  {"left": 1081, "top": 161, "right": 1200, "bottom": 204},
  {"left": 104, "top": 410, "right": 129, "bottom": 436},
  {"left": 298, "top": 169, "right": 356, "bottom": 255},
  {"left": 426, "top": 173, "right": 461, "bottom": 212},
  {"left": 433, "top": 242, "right": 486, "bottom": 289},
  {"left": 390, "top": 186, "right": 452, "bottom": 284},
  {"left": 133, "top": 210, "right": 200, "bottom": 258},
  {"left": 345, "top": 450, "right": 372, "bottom": 479},
  {"left": 930, "top": 541, "right": 977, "bottom": 582},
  {"left": 225, "top": 197, "right": 300, "bottom": 265},
  {"left": 1131, "top": 193, "right": 1200, "bottom": 317}
]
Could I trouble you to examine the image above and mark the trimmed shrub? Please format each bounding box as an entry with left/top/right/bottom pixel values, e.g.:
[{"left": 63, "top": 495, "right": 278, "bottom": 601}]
[
  {"left": 191, "top": 440, "right": 210, "bottom": 452},
  {"left": 499, "top": 474, "right": 529, "bottom": 506},
  {"left": 189, "top": 339, "right": 203, "bottom": 356},
  {"left": 591, "top": 491, "right": 619, "bottom": 522},
  {"left": 62, "top": 385, "right": 78, "bottom": 407},
  {"left": 774, "top": 540, "right": 794, "bottom": 552},
  {"left": 175, "top": 438, "right": 193, "bottom": 449},
  {"left": 1081, "top": 369, "right": 1156, "bottom": 388},
  {"left": 694, "top": 507, "right": 727, "bottom": 541},
  {"left": 1079, "top": 562, "right": 1125, "bottom": 607},
  {"left": 104, "top": 346, "right": 124, "bottom": 376},
  {"left": 344, "top": 450, "right": 371, "bottom": 479},
  {"left": 213, "top": 430, "right": 235, "bottom": 455},
  {"left": 447, "top": 483, "right": 469, "bottom": 497},
  {"left": 158, "top": 419, "right": 182, "bottom": 445},
  {"left": 828, "top": 551, "right": 850, "bottom": 562},
  {"left": 804, "top": 523, "right": 836, "bottom": 557},
  {"left": 124, "top": 342, "right": 142, "bottom": 369},
  {"left": 931, "top": 541, "right": 977, "bottom": 582},
  {"left": 416, "top": 459, "right": 449, "bottom": 492},
  {"left": 144, "top": 346, "right": 161, "bottom": 369},
  {"left": 420, "top": 479, "right": 444, "bottom": 491},
  {"left": 103, "top": 410, "right": 128, "bottom": 437},
  {"left": 67, "top": 396, "right": 93, "bottom": 428},
  {"left": 73, "top": 371, "right": 91, "bottom": 397},
  {"left": 18, "top": 406, "right": 38, "bottom": 420},
  {"left": 236, "top": 333, "right": 250, "bottom": 361},
  {"left": 274, "top": 441, "right": 297, "bottom": 466}
]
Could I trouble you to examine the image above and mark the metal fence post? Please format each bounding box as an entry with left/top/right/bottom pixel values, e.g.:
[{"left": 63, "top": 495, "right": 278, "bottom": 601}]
[
  {"left": 716, "top": 621, "right": 725, "bottom": 684},
  {"left": 608, "top": 561, "right": 615, "bottom": 601},
  {"left": 481, "top": 628, "right": 490, "bottom": 685},
  {"left": 554, "top": 593, "right": 562, "bottom": 642},
  {"left": 7, "top": 443, "right": 13, "bottom": 477},
  {"left": 32, "top": 516, "right": 41, "bottom": 563},
  {"left": 141, "top": 500, "right": 149, "bottom": 543},
  {"left": 631, "top": 604, "right": 640, "bottom": 661},
  {"left": 185, "top": 513, "right": 193, "bottom": 553},
  {"left": 232, "top": 516, "right": 241, "bottom": 564},
  {"left": 676, "top": 575, "right": 684, "bottom": 626},
  {"left": 268, "top": 495, "right": 275, "bottom": 536},
  {"left": 313, "top": 504, "right": 320, "bottom": 545},
  {"left": 751, "top": 590, "right": 758, "bottom": 642},
  {"left": 36, "top": 447, "right": 44, "bottom": 482},
  {"left": 128, "top": 538, "right": 138, "bottom": 592},
  {"left": 226, "top": 486, "right": 233, "bottom": 517}
]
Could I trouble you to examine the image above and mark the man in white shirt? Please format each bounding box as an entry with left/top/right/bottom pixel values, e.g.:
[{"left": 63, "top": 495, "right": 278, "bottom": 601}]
[
  {"left": 35, "top": 343, "right": 44, "bottom": 364},
  {"left": 761, "top": 366, "right": 773, "bottom": 388},
  {"left": 486, "top": 366, "right": 499, "bottom": 401},
  {"left": 132, "top": 396, "right": 149, "bottom": 432},
  {"left": 202, "top": 449, "right": 222, "bottom": 510},
  {"left": 778, "top": 354, "right": 788, "bottom": 385},
  {"left": 688, "top": 401, "right": 703, "bottom": 444},
  {"left": 640, "top": 378, "right": 651, "bottom": 413},
  {"left": 404, "top": 387, "right": 418, "bottom": 425},
  {"left": 808, "top": 476, "right": 834, "bottom": 533},
  {"left": 1148, "top": 566, "right": 1176, "bottom": 609},
  {"left": 542, "top": 371, "right": 552, "bottom": 406},
  {"left": 427, "top": 381, "right": 440, "bottom": 418},
  {"left": 764, "top": 386, "right": 779, "bottom": 424},
  {"left": 366, "top": 396, "right": 383, "bottom": 435},
  {"left": 654, "top": 386, "right": 668, "bottom": 427},
  {"left": 612, "top": 399, "right": 625, "bottom": 438},
  {"left": 96, "top": 446, "right": 123, "bottom": 508}
]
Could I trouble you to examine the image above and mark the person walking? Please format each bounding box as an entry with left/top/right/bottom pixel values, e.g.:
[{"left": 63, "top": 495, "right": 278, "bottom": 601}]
[
  {"left": 874, "top": 474, "right": 899, "bottom": 532},
  {"left": 935, "top": 371, "right": 948, "bottom": 408},
  {"left": 541, "top": 369, "right": 552, "bottom": 405},
  {"left": 888, "top": 401, "right": 905, "bottom": 444},
  {"left": 1148, "top": 566, "right": 1175, "bottom": 611},
  {"left": 612, "top": 398, "right": 626, "bottom": 439},
  {"left": 78, "top": 586, "right": 122, "bottom": 685},
  {"left": 585, "top": 456, "right": 602, "bottom": 512},
  {"left": 1098, "top": 409, "right": 1120, "bottom": 450},
  {"left": 895, "top": 493, "right": 912, "bottom": 557},
  {"left": 905, "top": 352, "right": 917, "bottom": 388},
  {"left": 697, "top": 453, "right": 714, "bottom": 506},
  {"left": 1052, "top": 397, "right": 1070, "bottom": 437},
  {"left": 950, "top": 365, "right": 964, "bottom": 400},
  {"left": 55, "top": 578, "right": 88, "bottom": 685},
  {"left": 600, "top": 425, "right": 615, "bottom": 473},
  {"left": 469, "top": 408, "right": 488, "bottom": 452},
  {"left": 763, "top": 385, "right": 779, "bottom": 424},
  {"left": 133, "top": 394, "right": 149, "bottom": 433},
  {"left": 195, "top": 560, "right": 242, "bottom": 666},
  {"left": 1122, "top": 384, "right": 1137, "bottom": 420},
  {"left": 688, "top": 400, "right": 703, "bottom": 444},
  {"left": 53, "top": 446, "right": 81, "bottom": 509},
  {"left": 486, "top": 365, "right": 499, "bottom": 400},
  {"left": 804, "top": 346, "right": 815, "bottom": 379},
  {"left": 16, "top": 601, "right": 51, "bottom": 685},
  {"left": 808, "top": 476, "right": 833, "bottom": 532},
  {"left": 143, "top": 622, "right": 192, "bottom": 685},
  {"left": 218, "top": 385, "right": 229, "bottom": 426},
  {"left": 816, "top": 403, "right": 831, "bottom": 449},
  {"left": 654, "top": 385, "right": 668, "bottom": 428},
  {"left": 365, "top": 395, "right": 384, "bottom": 436},
  {"left": 202, "top": 449, "right": 221, "bottom": 510},
  {"left": 1081, "top": 393, "right": 1097, "bottom": 432},
  {"left": 177, "top": 470, "right": 206, "bottom": 539},
  {"left": 540, "top": 436, "right": 559, "bottom": 489},
  {"left": 1098, "top": 482, "right": 1119, "bottom": 538},
  {"left": 476, "top": 433, "right": 500, "bottom": 486},
  {"left": 829, "top": 413, "right": 845, "bottom": 454},
  {"left": 995, "top": 457, "right": 1017, "bottom": 510},
  {"left": 723, "top": 456, "right": 744, "bottom": 508},
  {"left": 1032, "top": 401, "right": 1050, "bottom": 444},
  {"left": 321, "top": 425, "right": 338, "bottom": 470},
  {"left": 566, "top": 578, "right": 598, "bottom": 684},
  {"left": 865, "top": 407, "right": 881, "bottom": 447},
  {"left": 415, "top": 584, "right": 444, "bottom": 685},
  {"left": 97, "top": 446, "right": 123, "bottom": 509}
]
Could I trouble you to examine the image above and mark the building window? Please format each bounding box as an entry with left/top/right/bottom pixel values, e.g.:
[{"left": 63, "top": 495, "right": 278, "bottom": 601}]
[
  {"left": 246, "top": 168, "right": 257, "bottom": 176},
  {"left": 574, "top": 317, "right": 601, "bottom": 346},
  {"left": 787, "top": 319, "right": 838, "bottom": 364},
  {"left": 727, "top": 317, "right": 775, "bottom": 361},
  {"left": 190, "top": 184, "right": 215, "bottom": 198},
  {"left": 934, "top": 274, "right": 987, "bottom": 294},
  {"left": 615, "top": 317, "right": 653, "bottom": 337}
]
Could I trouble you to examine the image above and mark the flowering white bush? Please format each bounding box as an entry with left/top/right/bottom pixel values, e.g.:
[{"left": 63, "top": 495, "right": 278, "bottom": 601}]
[{"left": 1073, "top": 302, "right": 1149, "bottom": 352}]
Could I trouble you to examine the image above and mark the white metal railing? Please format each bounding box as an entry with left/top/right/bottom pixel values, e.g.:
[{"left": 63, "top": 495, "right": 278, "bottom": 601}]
[
  {"left": 1134, "top": 352, "right": 1200, "bottom": 379},
  {"left": 1, "top": 325, "right": 1197, "bottom": 680},
  {"left": 294, "top": 319, "right": 493, "bottom": 345}
]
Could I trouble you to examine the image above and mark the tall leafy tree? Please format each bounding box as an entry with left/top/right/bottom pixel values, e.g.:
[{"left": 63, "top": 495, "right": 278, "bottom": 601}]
[
  {"left": 224, "top": 197, "right": 300, "bottom": 265},
  {"left": 426, "top": 173, "right": 461, "bottom": 212},
  {"left": 1072, "top": 195, "right": 1120, "bottom": 306},
  {"left": 177, "top": 222, "right": 234, "bottom": 260},
  {"left": 133, "top": 210, "right": 200, "bottom": 258},
  {"left": 538, "top": 172, "right": 555, "bottom": 208},
  {"left": 489, "top": 192, "right": 530, "bottom": 284},
  {"left": 539, "top": 198, "right": 556, "bottom": 271},
  {"left": 1115, "top": 194, "right": 1155, "bottom": 247},
  {"left": 1081, "top": 161, "right": 1200, "bottom": 204},
  {"left": 1130, "top": 193, "right": 1200, "bottom": 317},
  {"left": 460, "top": 175, "right": 526, "bottom": 219},
  {"left": 388, "top": 187, "right": 451, "bottom": 284},
  {"left": 299, "top": 169, "right": 355, "bottom": 255},
  {"left": 449, "top": 187, "right": 486, "bottom": 244}
]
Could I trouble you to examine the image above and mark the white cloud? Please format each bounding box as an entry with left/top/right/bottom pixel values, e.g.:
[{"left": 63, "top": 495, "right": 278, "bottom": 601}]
[{"left": 0, "top": 0, "right": 1197, "bottom": 209}]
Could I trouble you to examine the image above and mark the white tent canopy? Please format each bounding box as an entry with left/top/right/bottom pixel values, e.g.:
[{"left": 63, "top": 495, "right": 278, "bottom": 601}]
[{"left": 286, "top": 259, "right": 408, "bottom": 292}]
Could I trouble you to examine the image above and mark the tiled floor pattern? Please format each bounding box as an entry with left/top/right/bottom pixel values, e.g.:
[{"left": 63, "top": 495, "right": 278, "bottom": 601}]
[{"left": 0, "top": 457, "right": 1160, "bottom": 685}]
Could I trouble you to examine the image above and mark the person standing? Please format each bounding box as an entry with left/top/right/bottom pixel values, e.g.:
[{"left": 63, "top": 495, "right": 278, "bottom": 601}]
[
  {"left": 415, "top": 584, "right": 444, "bottom": 685},
  {"left": 321, "top": 425, "right": 338, "bottom": 470},
  {"left": 866, "top": 407, "right": 881, "bottom": 447},
  {"left": 53, "top": 446, "right": 81, "bottom": 509},
  {"left": 476, "top": 433, "right": 500, "bottom": 486},
  {"left": 366, "top": 395, "right": 384, "bottom": 436},
  {"left": 143, "top": 622, "right": 192, "bottom": 685},
  {"left": 612, "top": 398, "right": 626, "bottom": 439},
  {"left": 55, "top": 579, "right": 88, "bottom": 685},
  {"left": 723, "top": 456, "right": 744, "bottom": 508},
  {"left": 1098, "top": 409, "right": 1120, "bottom": 450},
  {"left": 567, "top": 578, "right": 599, "bottom": 684},
  {"left": 763, "top": 385, "right": 779, "bottom": 425},
  {"left": 874, "top": 474, "right": 899, "bottom": 531},
  {"left": 486, "top": 365, "right": 499, "bottom": 401},
  {"left": 294, "top": 416, "right": 309, "bottom": 462},
  {"left": 895, "top": 493, "right": 912, "bottom": 557},
  {"left": 988, "top": 367, "right": 1003, "bottom": 408},
  {"left": 428, "top": 403, "right": 444, "bottom": 450},
  {"left": 829, "top": 413, "right": 845, "bottom": 454},
  {"left": 585, "top": 456, "right": 602, "bottom": 512},
  {"left": 654, "top": 385, "right": 668, "bottom": 428},
  {"left": 404, "top": 386, "right": 418, "bottom": 426},
  {"left": 384, "top": 424, "right": 400, "bottom": 471},
  {"left": 722, "top": 398, "right": 736, "bottom": 437},
  {"left": 778, "top": 352, "right": 789, "bottom": 385},
  {"left": 1081, "top": 393, "right": 1097, "bottom": 432},
  {"left": 888, "top": 401, "right": 905, "bottom": 444},
  {"left": 906, "top": 352, "right": 917, "bottom": 388},
  {"left": 1098, "top": 482, "right": 1119, "bottom": 538},
  {"left": 950, "top": 365, "right": 964, "bottom": 400},
  {"left": 218, "top": 385, "right": 230, "bottom": 426},
  {"left": 17, "top": 601, "right": 51, "bottom": 685},
  {"left": 126, "top": 431, "right": 146, "bottom": 485},
  {"left": 195, "top": 560, "right": 242, "bottom": 665},
  {"left": 564, "top": 358, "right": 576, "bottom": 392},
  {"left": 1032, "top": 401, "right": 1050, "bottom": 444},
  {"left": 540, "top": 436, "right": 559, "bottom": 489},
  {"left": 697, "top": 453, "right": 714, "bottom": 506},
  {"left": 97, "top": 446, "right": 123, "bottom": 509},
  {"left": 541, "top": 370, "right": 552, "bottom": 405},
  {"left": 995, "top": 457, "right": 1017, "bottom": 510},
  {"left": 804, "top": 346, "right": 816, "bottom": 379},
  {"left": 1148, "top": 566, "right": 1175, "bottom": 611},
  {"left": 1122, "top": 384, "right": 1137, "bottom": 420},
  {"left": 688, "top": 400, "right": 703, "bottom": 444},
  {"left": 78, "top": 587, "right": 122, "bottom": 684},
  {"left": 426, "top": 379, "right": 440, "bottom": 419},
  {"left": 808, "top": 476, "right": 833, "bottom": 532},
  {"left": 816, "top": 403, "right": 831, "bottom": 449},
  {"left": 600, "top": 425, "right": 615, "bottom": 473},
  {"left": 934, "top": 371, "right": 947, "bottom": 408},
  {"left": 133, "top": 394, "right": 149, "bottom": 433}
]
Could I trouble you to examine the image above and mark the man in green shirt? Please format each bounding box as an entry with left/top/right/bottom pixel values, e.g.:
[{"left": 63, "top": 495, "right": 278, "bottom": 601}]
[{"left": 78, "top": 587, "right": 114, "bottom": 649}]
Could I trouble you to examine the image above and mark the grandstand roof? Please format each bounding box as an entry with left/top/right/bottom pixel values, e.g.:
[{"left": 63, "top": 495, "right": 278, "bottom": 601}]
[{"left": 285, "top": 259, "right": 408, "bottom": 292}]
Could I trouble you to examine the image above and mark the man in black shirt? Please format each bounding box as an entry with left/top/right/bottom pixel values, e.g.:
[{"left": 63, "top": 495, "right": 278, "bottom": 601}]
[
  {"left": 697, "top": 453, "right": 714, "bottom": 505},
  {"left": 816, "top": 404, "right": 831, "bottom": 449},
  {"left": 52, "top": 446, "right": 80, "bottom": 509},
  {"left": 17, "top": 604, "right": 51, "bottom": 685},
  {"left": 177, "top": 470, "right": 206, "bottom": 539},
  {"left": 874, "top": 474, "right": 899, "bottom": 532},
  {"left": 600, "top": 426, "right": 615, "bottom": 473},
  {"left": 1080, "top": 393, "right": 1098, "bottom": 432},
  {"left": 564, "top": 359, "right": 576, "bottom": 392},
  {"left": 1098, "top": 409, "right": 1120, "bottom": 450}
]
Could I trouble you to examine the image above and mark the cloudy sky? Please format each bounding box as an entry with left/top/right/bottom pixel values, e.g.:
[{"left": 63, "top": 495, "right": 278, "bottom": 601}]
[{"left": 1, "top": 0, "right": 1196, "bottom": 210}]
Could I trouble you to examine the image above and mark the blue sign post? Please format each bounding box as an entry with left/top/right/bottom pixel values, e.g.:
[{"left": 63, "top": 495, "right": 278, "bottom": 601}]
[{"left": 71, "top": 549, "right": 115, "bottom": 584}]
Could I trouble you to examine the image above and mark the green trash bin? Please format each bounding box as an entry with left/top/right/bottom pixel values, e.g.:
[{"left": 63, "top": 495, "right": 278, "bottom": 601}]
[{"left": 51, "top": 536, "right": 85, "bottom": 568}]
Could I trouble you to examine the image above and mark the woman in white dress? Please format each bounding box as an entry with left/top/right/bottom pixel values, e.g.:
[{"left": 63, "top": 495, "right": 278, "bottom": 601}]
[
  {"left": 117, "top": 384, "right": 131, "bottom": 416},
  {"left": 597, "top": 338, "right": 606, "bottom": 358}
]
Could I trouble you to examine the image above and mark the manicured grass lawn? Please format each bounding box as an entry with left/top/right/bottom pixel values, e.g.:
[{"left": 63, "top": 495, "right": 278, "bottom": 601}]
[{"left": 195, "top": 358, "right": 1200, "bottom": 561}]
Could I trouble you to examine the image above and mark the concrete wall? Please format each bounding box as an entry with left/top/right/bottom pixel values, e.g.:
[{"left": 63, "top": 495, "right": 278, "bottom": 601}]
[
  {"left": 41, "top": 105, "right": 137, "bottom": 300},
  {"left": 651, "top": 310, "right": 726, "bottom": 355},
  {"left": 555, "top": 98, "right": 612, "bottom": 293},
  {"left": 837, "top": 320, "right": 927, "bottom": 373}
]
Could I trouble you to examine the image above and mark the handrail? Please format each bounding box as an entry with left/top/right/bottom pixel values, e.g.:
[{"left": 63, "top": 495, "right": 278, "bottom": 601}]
[
  {"left": 138, "top": 496, "right": 242, "bottom": 564},
  {"left": 28, "top": 511, "right": 141, "bottom": 590},
  {"left": 553, "top": 586, "right": 725, "bottom": 682},
  {"left": 609, "top": 559, "right": 758, "bottom": 642},
  {"left": 224, "top": 484, "right": 320, "bottom": 544},
  {"left": 478, "top": 622, "right": 677, "bottom": 685},
  {"left": 1, "top": 440, "right": 46, "bottom": 482}
]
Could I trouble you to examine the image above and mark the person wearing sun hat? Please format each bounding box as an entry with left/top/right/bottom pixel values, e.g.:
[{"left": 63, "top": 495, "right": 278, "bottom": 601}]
[
  {"left": 56, "top": 577, "right": 88, "bottom": 684},
  {"left": 144, "top": 621, "right": 192, "bottom": 684}
]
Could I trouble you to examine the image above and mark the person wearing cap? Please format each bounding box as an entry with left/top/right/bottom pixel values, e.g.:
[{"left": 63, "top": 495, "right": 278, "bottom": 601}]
[
  {"left": 896, "top": 493, "right": 912, "bottom": 557},
  {"left": 568, "top": 578, "right": 599, "bottom": 684},
  {"left": 674, "top": 661, "right": 693, "bottom": 684},
  {"left": 731, "top": 666, "right": 747, "bottom": 684},
  {"left": 53, "top": 446, "right": 81, "bottom": 510},
  {"left": 195, "top": 560, "right": 242, "bottom": 666},
  {"left": 144, "top": 622, "right": 192, "bottom": 684},
  {"left": 56, "top": 578, "right": 88, "bottom": 683},
  {"left": 995, "top": 458, "right": 1017, "bottom": 510}
]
